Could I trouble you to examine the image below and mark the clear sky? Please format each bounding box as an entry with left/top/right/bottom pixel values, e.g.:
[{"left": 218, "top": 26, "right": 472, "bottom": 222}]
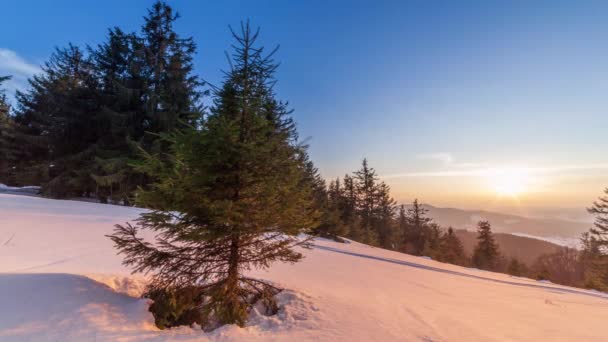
[{"left": 2, "top": 0, "right": 607, "bottom": 214}]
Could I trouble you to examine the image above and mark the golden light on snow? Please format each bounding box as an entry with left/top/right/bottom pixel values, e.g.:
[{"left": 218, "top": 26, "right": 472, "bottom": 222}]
[{"left": 485, "top": 167, "right": 531, "bottom": 197}]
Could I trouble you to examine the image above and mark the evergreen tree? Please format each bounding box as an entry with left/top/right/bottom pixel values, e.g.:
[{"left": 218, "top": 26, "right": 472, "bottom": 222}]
[
  {"left": 89, "top": 27, "right": 147, "bottom": 204},
  {"left": 139, "top": 1, "right": 201, "bottom": 139},
  {"left": 319, "top": 177, "right": 349, "bottom": 240},
  {"left": 397, "top": 204, "right": 408, "bottom": 246},
  {"left": 0, "top": 75, "right": 18, "bottom": 184},
  {"left": 342, "top": 174, "right": 362, "bottom": 241},
  {"left": 575, "top": 189, "right": 608, "bottom": 290},
  {"left": 109, "top": 23, "right": 316, "bottom": 329},
  {"left": 580, "top": 229, "right": 608, "bottom": 290},
  {"left": 472, "top": 221, "right": 500, "bottom": 271},
  {"left": 354, "top": 158, "right": 379, "bottom": 245},
  {"left": 374, "top": 182, "right": 396, "bottom": 249},
  {"left": 328, "top": 178, "right": 342, "bottom": 207},
  {"left": 403, "top": 199, "right": 432, "bottom": 255},
  {"left": 438, "top": 227, "right": 466, "bottom": 265},
  {"left": 507, "top": 258, "right": 526, "bottom": 277},
  {"left": 304, "top": 156, "right": 346, "bottom": 240},
  {"left": 422, "top": 223, "right": 442, "bottom": 259},
  {"left": 588, "top": 188, "right": 608, "bottom": 245},
  {"left": 90, "top": 1, "right": 202, "bottom": 203},
  {"left": 14, "top": 45, "right": 100, "bottom": 197},
  {"left": 12, "top": 1, "right": 202, "bottom": 200}
]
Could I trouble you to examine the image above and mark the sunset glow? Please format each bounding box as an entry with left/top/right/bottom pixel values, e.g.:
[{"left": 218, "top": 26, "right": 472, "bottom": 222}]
[{"left": 486, "top": 167, "right": 531, "bottom": 197}]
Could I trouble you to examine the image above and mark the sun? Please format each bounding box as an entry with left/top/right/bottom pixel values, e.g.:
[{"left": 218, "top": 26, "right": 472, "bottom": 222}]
[{"left": 486, "top": 167, "right": 530, "bottom": 197}]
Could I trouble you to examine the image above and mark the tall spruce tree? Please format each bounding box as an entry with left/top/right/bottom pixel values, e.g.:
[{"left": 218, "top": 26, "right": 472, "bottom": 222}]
[
  {"left": 342, "top": 174, "right": 362, "bottom": 240},
  {"left": 140, "top": 1, "right": 201, "bottom": 139},
  {"left": 374, "top": 181, "right": 396, "bottom": 249},
  {"left": 90, "top": 2, "right": 201, "bottom": 203},
  {"left": 472, "top": 221, "right": 500, "bottom": 271},
  {"left": 109, "top": 23, "right": 316, "bottom": 329},
  {"left": 397, "top": 204, "right": 408, "bottom": 247},
  {"left": 353, "top": 159, "right": 379, "bottom": 245},
  {"left": 14, "top": 45, "right": 100, "bottom": 196},
  {"left": 403, "top": 199, "right": 432, "bottom": 255},
  {"left": 13, "top": 1, "right": 201, "bottom": 200},
  {"left": 89, "top": 27, "right": 147, "bottom": 203}
]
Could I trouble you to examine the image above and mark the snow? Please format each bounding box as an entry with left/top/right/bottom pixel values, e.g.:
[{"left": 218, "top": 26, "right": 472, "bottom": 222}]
[
  {"left": 0, "top": 184, "right": 40, "bottom": 195},
  {"left": 2, "top": 193, "right": 608, "bottom": 341}
]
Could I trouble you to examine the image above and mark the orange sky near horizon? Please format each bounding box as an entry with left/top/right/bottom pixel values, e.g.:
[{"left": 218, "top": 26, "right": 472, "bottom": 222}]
[{"left": 383, "top": 164, "right": 607, "bottom": 215}]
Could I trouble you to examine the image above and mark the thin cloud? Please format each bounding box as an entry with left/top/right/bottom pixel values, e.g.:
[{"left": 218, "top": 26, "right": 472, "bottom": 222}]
[
  {"left": 417, "top": 152, "right": 454, "bottom": 165},
  {"left": 0, "top": 48, "right": 42, "bottom": 96},
  {"left": 384, "top": 163, "right": 608, "bottom": 179},
  {"left": 416, "top": 152, "right": 486, "bottom": 169}
]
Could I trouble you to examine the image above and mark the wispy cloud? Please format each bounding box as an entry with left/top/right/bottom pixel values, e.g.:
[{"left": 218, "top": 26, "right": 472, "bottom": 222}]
[
  {"left": 0, "top": 48, "right": 42, "bottom": 97},
  {"left": 415, "top": 152, "right": 486, "bottom": 169},
  {"left": 385, "top": 163, "right": 608, "bottom": 179},
  {"left": 416, "top": 152, "right": 454, "bottom": 165}
]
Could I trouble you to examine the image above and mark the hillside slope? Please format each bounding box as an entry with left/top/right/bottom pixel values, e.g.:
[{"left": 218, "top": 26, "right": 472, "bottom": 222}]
[
  {"left": 1, "top": 194, "right": 608, "bottom": 341},
  {"left": 454, "top": 229, "right": 562, "bottom": 266}
]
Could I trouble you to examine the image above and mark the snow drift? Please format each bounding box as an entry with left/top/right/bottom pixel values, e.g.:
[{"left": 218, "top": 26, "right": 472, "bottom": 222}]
[{"left": 2, "top": 193, "right": 608, "bottom": 341}]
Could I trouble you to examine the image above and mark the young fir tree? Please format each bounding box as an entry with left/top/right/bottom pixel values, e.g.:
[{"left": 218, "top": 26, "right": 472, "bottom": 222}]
[
  {"left": 109, "top": 23, "right": 317, "bottom": 329},
  {"left": 353, "top": 158, "right": 379, "bottom": 245},
  {"left": 403, "top": 199, "right": 432, "bottom": 255},
  {"left": 472, "top": 220, "right": 500, "bottom": 271},
  {"left": 438, "top": 227, "right": 466, "bottom": 266}
]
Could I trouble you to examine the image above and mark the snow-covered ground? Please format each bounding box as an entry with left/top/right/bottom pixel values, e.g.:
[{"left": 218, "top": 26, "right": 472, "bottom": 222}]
[
  {"left": 2, "top": 193, "right": 608, "bottom": 341},
  {"left": 0, "top": 183, "right": 40, "bottom": 195}
]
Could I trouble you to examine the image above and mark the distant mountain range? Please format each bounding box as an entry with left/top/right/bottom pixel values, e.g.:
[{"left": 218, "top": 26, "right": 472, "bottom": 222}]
[
  {"left": 420, "top": 204, "right": 590, "bottom": 241},
  {"left": 416, "top": 204, "right": 589, "bottom": 263}
]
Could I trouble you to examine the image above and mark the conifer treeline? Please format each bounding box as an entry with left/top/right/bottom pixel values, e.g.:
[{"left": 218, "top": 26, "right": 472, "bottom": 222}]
[
  {"left": 309, "top": 158, "right": 469, "bottom": 265},
  {"left": 0, "top": 2, "right": 201, "bottom": 202}
]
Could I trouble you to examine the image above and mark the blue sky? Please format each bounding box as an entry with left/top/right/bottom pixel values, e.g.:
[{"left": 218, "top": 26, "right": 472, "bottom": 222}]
[{"left": 2, "top": 0, "right": 608, "bottom": 211}]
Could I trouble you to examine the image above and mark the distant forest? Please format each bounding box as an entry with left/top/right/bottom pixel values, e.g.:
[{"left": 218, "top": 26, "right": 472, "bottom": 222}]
[{"left": 2, "top": 0, "right": 608, "bottom": 330}]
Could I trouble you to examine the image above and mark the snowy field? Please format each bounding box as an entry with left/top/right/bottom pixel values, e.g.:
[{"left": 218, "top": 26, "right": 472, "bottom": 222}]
[{"left": 1, "top": 193, "right": 608, "bottom": 341}]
